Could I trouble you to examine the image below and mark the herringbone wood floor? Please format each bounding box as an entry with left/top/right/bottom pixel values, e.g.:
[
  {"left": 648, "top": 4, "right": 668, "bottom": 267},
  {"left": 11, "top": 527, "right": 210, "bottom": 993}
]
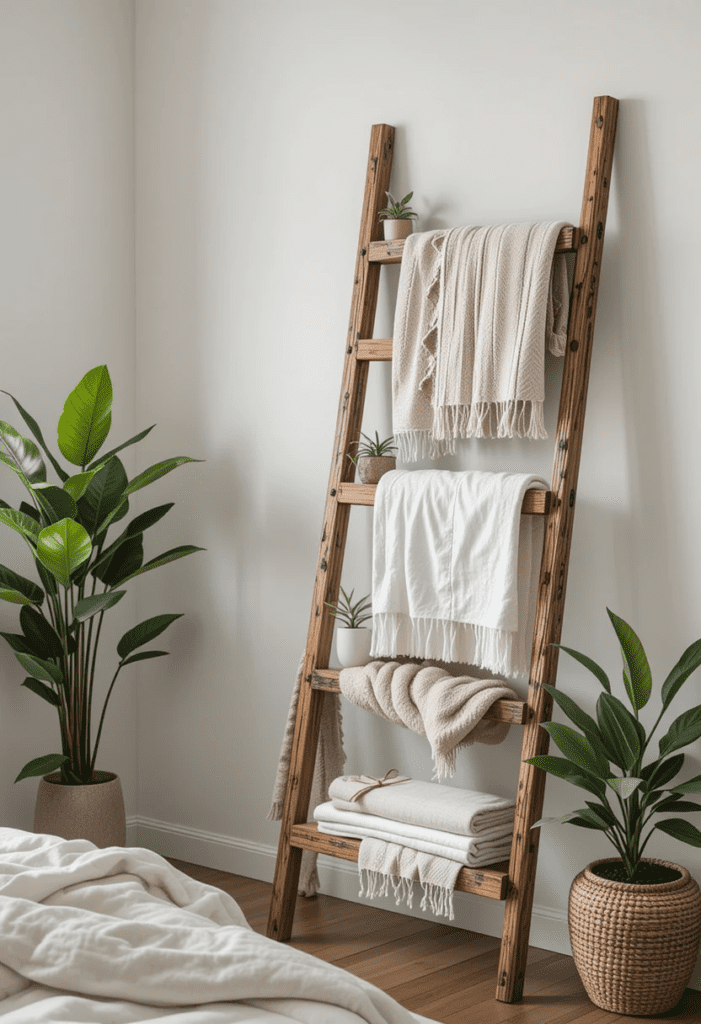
[{"left": 170, "top": 859, "right": 700, "bottom": 1023}]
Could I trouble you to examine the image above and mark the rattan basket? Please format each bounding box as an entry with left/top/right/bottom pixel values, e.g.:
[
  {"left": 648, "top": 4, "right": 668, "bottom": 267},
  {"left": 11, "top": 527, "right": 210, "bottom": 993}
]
[{"left": 569, "top": 857, "right": 701, "bottom": 1015}]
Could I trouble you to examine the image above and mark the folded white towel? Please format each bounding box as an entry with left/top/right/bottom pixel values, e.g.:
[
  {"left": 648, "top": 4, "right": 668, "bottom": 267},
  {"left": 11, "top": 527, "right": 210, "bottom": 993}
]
[
  {"left": 313, "top": 802, "right": 513, "bottom": 866},
  {"left": 329, "top": 776, "right": 515, "bottom": 838},
  {"left": 371, "top": 469, "right": 547, "bottom": 676},
  {"left": 393, "top": 222, "right": 573, "bottom": 459}
]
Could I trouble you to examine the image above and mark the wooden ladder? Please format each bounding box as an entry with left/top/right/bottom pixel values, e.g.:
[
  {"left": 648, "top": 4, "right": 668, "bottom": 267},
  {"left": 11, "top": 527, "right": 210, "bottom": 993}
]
[{"left": 267, "top": 96, "right": 618, "bottom": 1005}]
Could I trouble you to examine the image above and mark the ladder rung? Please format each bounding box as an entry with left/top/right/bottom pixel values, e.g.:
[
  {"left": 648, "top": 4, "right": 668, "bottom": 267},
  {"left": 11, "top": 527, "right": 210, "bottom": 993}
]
[
  {"left": 356, "top": 339, "right": 393, "bottom": 361},
  {"left": 337, "top": 482, "right": 551, "bottom": 516},
  {"left": 312, "top": 668, "right": 528, "bottom": 725},
  {"left": 290, "top": 823, "right": 509, "bottom": 899},
  {"left": 368, "top": 225, "right": 579, "bottom": 265}
]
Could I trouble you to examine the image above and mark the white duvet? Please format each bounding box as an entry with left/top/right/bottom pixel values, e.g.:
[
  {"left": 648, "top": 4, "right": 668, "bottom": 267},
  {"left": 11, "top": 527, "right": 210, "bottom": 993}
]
[{"left": 0, "top": 828, "right": 425, "bottom": 1024}]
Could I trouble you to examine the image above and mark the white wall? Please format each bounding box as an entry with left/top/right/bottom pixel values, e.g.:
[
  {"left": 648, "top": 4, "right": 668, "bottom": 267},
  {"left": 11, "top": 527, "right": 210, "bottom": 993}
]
[
  {"left": 0, "top": 0, "right": 137, "bottom": 823},
  {"left": 3, "top": 0, "right": 701, "bottom": 985}
]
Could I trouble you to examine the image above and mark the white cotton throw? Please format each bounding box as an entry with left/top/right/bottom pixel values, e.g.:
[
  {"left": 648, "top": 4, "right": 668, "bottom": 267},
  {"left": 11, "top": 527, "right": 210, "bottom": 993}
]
[
  {"left": 358, "top": 839, "right": 463, "bottom": 921},
  {"left": 371, "top": 469, "right": 547, "bottom": 676},
  {"left": 339, "top": 660, "right": 517, "bottom": 778},
  {"left": 393, "top": 222, "right": 573, "bottom": 460},
  {"left": 329, "top": 776, "right": 515, "bottom": 838}
]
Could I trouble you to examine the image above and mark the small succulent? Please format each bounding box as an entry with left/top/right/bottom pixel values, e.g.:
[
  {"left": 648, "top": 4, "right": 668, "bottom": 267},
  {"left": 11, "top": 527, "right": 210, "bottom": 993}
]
[
  {"left": 348, "top": 432, "right": 397, "bottom": 464},
  {"left": 378, "top": 191, "right": 417, "bottom": 221},
  {"left": 325, "top": 586, "right": 372, "bottom": 629}
]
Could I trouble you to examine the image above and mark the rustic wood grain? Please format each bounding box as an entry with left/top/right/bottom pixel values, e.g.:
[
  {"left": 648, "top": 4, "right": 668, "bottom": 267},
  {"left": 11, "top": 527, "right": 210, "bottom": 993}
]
[
  {"left": 496, "top": 95, "right": 619, "bottom": 1004},
  {"left": 337, "top": 481, "right": 551, "bottom": 514},
  {"left": 368, "top": 225, "right": 579, "bottom": 264},
  {"left": 266, "top": 124, "right": 395, "bottom": 942}
]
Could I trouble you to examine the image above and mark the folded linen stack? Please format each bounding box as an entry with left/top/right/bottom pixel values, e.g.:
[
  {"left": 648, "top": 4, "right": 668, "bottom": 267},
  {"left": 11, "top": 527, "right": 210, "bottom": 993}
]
[{"left": 314, "top": 776, "right": 515, "bottom": 920}]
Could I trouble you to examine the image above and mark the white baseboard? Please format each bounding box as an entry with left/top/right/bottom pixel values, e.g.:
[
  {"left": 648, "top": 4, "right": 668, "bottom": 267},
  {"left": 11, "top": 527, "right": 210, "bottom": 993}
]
[{"left": 129, "top": 815, "right": 701, "bottom": 991}]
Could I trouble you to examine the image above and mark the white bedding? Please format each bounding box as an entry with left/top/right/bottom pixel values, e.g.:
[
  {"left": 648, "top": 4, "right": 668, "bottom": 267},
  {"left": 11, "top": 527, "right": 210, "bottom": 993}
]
[{"left": 0, "top": 829, "right": 432, "bottom": 1024}]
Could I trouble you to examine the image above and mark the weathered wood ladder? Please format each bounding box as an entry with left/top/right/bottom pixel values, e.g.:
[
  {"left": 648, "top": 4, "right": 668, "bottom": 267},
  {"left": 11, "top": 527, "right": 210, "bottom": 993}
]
[{"left": 268, "top": 96, "right": 618, "bottom": 1004}]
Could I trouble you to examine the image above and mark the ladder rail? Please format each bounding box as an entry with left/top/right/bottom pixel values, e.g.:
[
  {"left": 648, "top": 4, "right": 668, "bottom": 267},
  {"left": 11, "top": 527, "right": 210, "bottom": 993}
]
[
  {"left": 267, "top": 125, "right": 395, "bottom": 942},
  {"left": 496, "top": 95, "right": 619, "bottom": 1003}
]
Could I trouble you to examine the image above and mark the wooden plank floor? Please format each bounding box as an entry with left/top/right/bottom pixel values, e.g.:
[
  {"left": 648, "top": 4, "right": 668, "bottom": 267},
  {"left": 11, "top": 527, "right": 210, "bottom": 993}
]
[{"left": 169, "top": 859, "right": 701, "bottom": 1023}]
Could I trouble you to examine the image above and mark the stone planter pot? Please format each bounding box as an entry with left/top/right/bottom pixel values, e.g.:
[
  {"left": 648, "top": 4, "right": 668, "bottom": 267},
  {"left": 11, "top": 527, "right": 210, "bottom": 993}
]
[
  {"left": 568, "top": 857, "right": 701, "bottom": 1015},
  {"left": 335, "top": 627, "right": 372, "bottom": 668},
  {"left": 356, "top": 455, "right": 396, "bottom": 485},
  {"left": 35, "top": 770, "right": 126, "bottom": 848},
  {"left": 382, "top": 219, "right": 413, "bottom": 241}
]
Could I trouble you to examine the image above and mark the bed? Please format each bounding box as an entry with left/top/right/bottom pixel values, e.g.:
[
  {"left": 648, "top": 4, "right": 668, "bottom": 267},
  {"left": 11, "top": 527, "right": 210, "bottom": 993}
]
[{"left": 0, "top": 828, "right": 435, "bottom": 1024}]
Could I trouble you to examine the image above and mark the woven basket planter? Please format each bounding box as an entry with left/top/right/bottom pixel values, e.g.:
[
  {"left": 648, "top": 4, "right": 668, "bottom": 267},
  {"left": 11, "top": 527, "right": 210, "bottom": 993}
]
[
  {"left": 569, "top": 857, "right": 701, "bottom": 1015},
  {"left": 356, "top": 455, "right": 395, "bottom": 485}
]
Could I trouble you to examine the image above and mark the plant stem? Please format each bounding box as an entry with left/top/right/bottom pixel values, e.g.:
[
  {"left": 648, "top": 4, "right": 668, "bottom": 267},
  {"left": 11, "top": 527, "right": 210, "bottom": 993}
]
[{"left": 90, "top": 660, "right": 124, "bottom": 773}]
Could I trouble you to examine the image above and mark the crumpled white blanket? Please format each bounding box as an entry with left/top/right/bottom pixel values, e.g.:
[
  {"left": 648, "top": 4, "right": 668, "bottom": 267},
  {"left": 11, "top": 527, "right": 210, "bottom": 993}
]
[{"left": 0, "top": 828, "right": 418, "bottom": 1024}]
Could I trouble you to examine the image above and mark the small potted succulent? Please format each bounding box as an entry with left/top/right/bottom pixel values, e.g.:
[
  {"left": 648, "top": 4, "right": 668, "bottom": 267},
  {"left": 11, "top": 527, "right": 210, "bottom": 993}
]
[
  {"left": 348, "top": 432, "right": 397, "bottom": 485},
  {"left": 527, "top": 609, "right": 701, "bottom": 1015},
  {"left": 326, "top": 586, "right": 372, "bottom": 668},
  {"left": 378, "top": 191, "right": 417, "bottom": 241}
]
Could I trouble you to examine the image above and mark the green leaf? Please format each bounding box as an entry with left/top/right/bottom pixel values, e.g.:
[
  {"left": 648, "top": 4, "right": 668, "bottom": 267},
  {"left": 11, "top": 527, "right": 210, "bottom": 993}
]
[
  {"left": 35, "top": 558, "right": 57, "bottom": 597},
  {"left": 63, "top": 470, "right": 97, "bottom": 501},
  {"left": 568, "top": 806, "right": 611, "bottom": 831},
  {"left": 542, "top": 683, "right": 602, "bottom": 744},
  {"left": 659, "top": 705, "right": 701, "bottom": 757},
  {"left": 15, "top": 753, "right": 68, "bottom": 782},
  {"left": 596, "top": 692, "right": 641, "bottom": 771},
  {"left": 651, "top": 797, "right": 701, "bottom": 814},
  {"left": 118, "top": 544, "right": 204, "bottom": 584},
  {"left": 57, "top": 365, "right": 112, "bottom": 467},
  {"left": 73, "top": 590, "right": 126, "bottom": 622},
  {"left": 654, "top": 818, "right": 701, "bottom": 847},
  {"left": 584, "top": 800, "right": 619, "bottom": 828},
  {"left": 607, "top": 608, "right": 652, "bottom": 711},
  {"left": 1, "top": 390, "right": 69, "bottom": 481},
  {"left": 36, "top": 518, "right": 92, "bottom": 587},
  {"left": 661, "top": 638, "right": 701, "bottom": 711},
  {"left": 123, "top": 502, "right": 174, "bottom": 537},
  {"left": 524, "top": 754, "right": 606, "bottom": 798},
  {"left": 540, "top": 721, "right": 610, "bottom": 778},
  {"left": 33, "top": 484, "right": 77, "bottom": 526},
  {"left": 0, "top": 420, "right": 46, "bottom": 483},
  {"left": 555, "top": 644, "right": 611, "bottom": 693},
  {"left": 606, "top": 776, "right": 643, "bottom": 799},
  {"left": 14, "top": 650, "right": 63, "bottom": 686},
  {"left": 642, "top": 753, "right": 685, "bottom": 790},
  {"left": 19, "top": 606, "right": 64, "bottom": 661},
  {"left": 117, "top": 613, "right": 182, "bottom": 659},
  {"left": 121, "top": 649, "right": 169, "bottom": 666},
  {"left": 671, "top": 773, "right": 701, "bottom": 795},
  {"left": 77, "top": 457, "right": 128, "bottom": 536},
  {"left": 95, "top": 535, "right": 143, "bottom": 587},
  {"left": 123, "top": 456, "right": 203, "bottom": 496},
  {"left": 21, "top": 677, "right": 60, "bottom": 706},
  {"left": 0, "top": 507, "right": 40, "bottom": 544},
  {"left": 87, "top": 424, "right": 156, "bottom": 472},
  {"left": 1, "top": 632, "right": 35, "bottom": 655},
  {"left": 19, "top": 501, "right": 41, "bottom": 523},
  {"left": 0, "top": 564, "right": 44, "bottom": 606}
]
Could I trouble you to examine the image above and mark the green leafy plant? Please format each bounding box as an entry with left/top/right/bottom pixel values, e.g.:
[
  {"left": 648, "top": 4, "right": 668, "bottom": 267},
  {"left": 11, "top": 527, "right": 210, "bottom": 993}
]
[
  {"left": 348, "top": 432, "right": 397, "bottom": 464},
  {"left": 378, "top": 191, "right": 417, "bottom": 221},
  {"left": 0, "top": 365, "right": 203, "bottom": 785},
  {"left": 527, "top": 609, "right": 701, "bottom": 882},
  {"left": 325, "top": 586, "right": 372, "bottom": 629}
]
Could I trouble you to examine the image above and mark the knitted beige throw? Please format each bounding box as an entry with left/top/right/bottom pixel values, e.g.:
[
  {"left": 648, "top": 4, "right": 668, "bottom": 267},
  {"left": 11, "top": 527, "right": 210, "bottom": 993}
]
[
  {"left": 268, "top": 657, "right": 346, "bottom": 896},
  {"left": 339, "top": 660, "right": 517, "bottom": 778},
  {"left": 393, "top": 223, "right": 573, "bottom": 460}
]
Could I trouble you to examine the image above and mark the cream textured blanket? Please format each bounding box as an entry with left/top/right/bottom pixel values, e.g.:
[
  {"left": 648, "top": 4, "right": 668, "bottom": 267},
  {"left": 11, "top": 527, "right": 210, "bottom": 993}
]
[
  {"left": 358, "top": 839, "right": 462, "bottom": 920},
  {"left": 329, "top": 776, "right": 515, "bottom": 837},
  {"left": 371, "top": 469, "right": 547, "bottom": 676},
  {"left": 338, "top": 660, "right": 517, "bottom": 778},
  {"left": 393, "top": 223, "right": 572, "bottom": 460}
]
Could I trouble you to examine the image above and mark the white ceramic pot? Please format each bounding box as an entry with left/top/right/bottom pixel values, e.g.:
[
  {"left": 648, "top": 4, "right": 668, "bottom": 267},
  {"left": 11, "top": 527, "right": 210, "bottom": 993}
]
[
  {"left": 34, "top": 770, "right": 126, "bottom": 848},
  {"left": 383, "top": 219, "right": 414, "bottom": 241},
  {"left": 335, "top": 627, "right": 373, "bottom": 668}
]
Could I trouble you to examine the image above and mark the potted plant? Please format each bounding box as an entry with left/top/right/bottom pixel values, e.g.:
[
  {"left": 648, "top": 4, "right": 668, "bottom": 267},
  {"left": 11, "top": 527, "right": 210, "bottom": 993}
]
[
  {"left": 326, "top": 586, "right": 372, "bottom": 668},
  {"left": 526, "top": 609, "right": 701, "bottom": 1015},
  {"left": 349, "top": 432, "right": 397, "bottom": 485},
  {"left": 378, "top": 191, "right": 417, "bottom": 241},
  {"left": 0, "top": 365, "right": 203, "bottom": 847}
]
